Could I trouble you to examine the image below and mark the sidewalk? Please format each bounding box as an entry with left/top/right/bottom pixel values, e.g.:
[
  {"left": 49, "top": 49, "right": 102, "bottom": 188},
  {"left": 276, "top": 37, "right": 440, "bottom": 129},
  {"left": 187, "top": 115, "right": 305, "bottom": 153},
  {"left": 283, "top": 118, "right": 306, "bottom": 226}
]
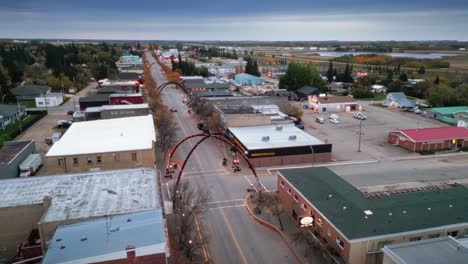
[{"left": 245, "top": 195, "right": 328, "bottom": 264}]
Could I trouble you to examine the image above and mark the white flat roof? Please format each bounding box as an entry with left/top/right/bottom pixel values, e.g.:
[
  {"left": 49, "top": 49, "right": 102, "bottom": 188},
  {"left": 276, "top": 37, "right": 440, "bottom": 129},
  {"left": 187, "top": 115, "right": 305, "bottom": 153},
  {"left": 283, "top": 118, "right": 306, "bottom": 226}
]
[
  {"left": 101, "top": 103, "right": 148, "bottom": 110},
  {"left": 229, "top": 124, "right": 324, "bottom": 150},
  {"left": 46, "top": 115, "right": 155, "bottom": 157},
  {"left": 0, "top": 168, "right": 159, "bottom": 223}
]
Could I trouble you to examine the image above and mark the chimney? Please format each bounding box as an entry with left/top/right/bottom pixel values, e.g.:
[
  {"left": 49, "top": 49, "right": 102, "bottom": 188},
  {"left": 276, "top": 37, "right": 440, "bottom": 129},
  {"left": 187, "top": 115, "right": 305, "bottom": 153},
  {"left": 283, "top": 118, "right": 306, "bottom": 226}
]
[
  {"left": 43, "top": 196, "right": 52, "bottom": 211},
  {"left": 126, "top": 245, "right": 136, "bottom": 264}
]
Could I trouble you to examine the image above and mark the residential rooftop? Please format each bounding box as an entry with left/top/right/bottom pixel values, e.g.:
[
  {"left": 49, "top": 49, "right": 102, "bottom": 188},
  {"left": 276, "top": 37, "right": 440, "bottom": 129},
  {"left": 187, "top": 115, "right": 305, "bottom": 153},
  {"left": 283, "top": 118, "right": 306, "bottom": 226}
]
[
  {"left": 0, "top": 168, "right": 159, "bottom": 223},
  {"left": 218, "top": 105, "right": 256, "bottom": 114},
  {"left": 279, "top": 167, "right": 468, "bottom": 240},
  {"left": 397, "top": 127, "right": 468, "bottom": 142},
  {"left": 382, "top": 236, "right": 468, "bottom": 264},
  {"left": 46, "top": 115, "right": 155, "bottom": 157},
  {"left": 430, "top": 106, "right": 468, "bottom": 115},
  {"left": 229, "top": 124, "right": 324, "bottom": 150},
  {"left": 42, "top": 209, "right": 165, "bottom": 264}
]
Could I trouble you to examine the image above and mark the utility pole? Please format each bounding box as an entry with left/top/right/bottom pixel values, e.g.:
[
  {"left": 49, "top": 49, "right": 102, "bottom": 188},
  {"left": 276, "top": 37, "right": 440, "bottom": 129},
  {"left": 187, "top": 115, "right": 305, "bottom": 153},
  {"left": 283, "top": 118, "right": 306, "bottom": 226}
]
[
  {"left": 16, "top": 98, "right": 23, "bottom": 134},
  {"left": 358, "top": 119, "right": 362, "bottom": 152}
]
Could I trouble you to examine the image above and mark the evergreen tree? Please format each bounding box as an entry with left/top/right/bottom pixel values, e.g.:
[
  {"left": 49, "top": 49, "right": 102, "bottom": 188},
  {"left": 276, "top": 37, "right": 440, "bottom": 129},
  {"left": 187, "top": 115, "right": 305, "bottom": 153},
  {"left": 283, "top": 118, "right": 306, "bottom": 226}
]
[
  {"left": 399, "top": 73, "right": 408, "bottom": 82},
  {"left": 326, "top": 61, "right": 334, "bottom": 84},
  {"left": 434, "top": 75, "right": 440, "bottom": 85},
  {"left": 418, "top": 67, "right": 426, "bottom": 75}
]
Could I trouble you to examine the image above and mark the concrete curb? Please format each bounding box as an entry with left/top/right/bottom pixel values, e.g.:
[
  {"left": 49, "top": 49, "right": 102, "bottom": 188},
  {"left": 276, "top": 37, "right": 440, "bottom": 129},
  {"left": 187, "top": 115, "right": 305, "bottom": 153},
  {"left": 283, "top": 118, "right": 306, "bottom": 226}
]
[{"left": 243, "top": 196, "right": 303, "bottom": 264}]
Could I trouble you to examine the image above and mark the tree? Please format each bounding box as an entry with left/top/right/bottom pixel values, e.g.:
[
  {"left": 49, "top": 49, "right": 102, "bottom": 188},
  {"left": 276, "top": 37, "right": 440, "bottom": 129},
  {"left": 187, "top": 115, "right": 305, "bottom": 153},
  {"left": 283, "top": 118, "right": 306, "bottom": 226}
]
[
  {"left": 326, "top": 61, "right": 334, "bottom": 84},
  {"left": 434, "top": 75, "right": 440, "bottom": 85},
  {"left": 399, "top": 73, "right": 408, "bottom": 82},
  {"left": 244, "top": 57, "right": 260, "bottom": 77},
  {"left": 427, "top": 84, "right": 458, "bottom": 107},
  {"left": 90, "top": 63, "right": 108, "bottom": 80},
  {"left": 418, "top": 66, "right": 426, "bottom": 75},
  {"left": 0, "top": 66, "right": 11, "bottom": 91},
  {"left": 154, "top": 110, "right": 177, "bottom": 153},
  {"left": 387, "top": 80, "right": 405, "bottom": 93},
  {"left": 279, "top": 102, "right": 303, "bottom": 119},
  {"left": 350, "top": 84, "right": 372, "bottom": 99},
  {"left": 279, "top": 62, "right": 311, "bottom": 91}
]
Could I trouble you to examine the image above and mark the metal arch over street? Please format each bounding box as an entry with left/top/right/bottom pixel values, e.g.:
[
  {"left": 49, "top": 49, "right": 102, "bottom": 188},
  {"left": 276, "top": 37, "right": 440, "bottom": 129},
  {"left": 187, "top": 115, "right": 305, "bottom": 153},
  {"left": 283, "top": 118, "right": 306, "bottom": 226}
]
[
  {"left": 170, "top": 133, "right": 263, "bottom": 209},
  {"left": 156, "top": 81, "right": 192, "bottom": 100}
]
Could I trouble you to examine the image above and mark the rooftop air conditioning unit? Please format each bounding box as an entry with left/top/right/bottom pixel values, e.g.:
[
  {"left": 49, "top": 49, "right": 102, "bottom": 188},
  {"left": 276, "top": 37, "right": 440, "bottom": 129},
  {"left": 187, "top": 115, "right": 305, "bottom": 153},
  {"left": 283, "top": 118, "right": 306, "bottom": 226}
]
[
  {"left": 289, "top": 135, "right": 297, "bottom": 141},
  {"left": 276, "top": 126, "right": 283, "bottom": 131},
  {"left": 262, "top": 136, "right": 270, "bottom": 141}
]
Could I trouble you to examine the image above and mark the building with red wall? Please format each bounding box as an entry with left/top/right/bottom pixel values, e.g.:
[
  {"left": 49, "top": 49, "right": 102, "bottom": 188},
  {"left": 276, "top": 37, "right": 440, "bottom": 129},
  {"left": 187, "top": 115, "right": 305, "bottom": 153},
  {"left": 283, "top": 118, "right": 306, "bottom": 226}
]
[
  {"left": 388, "top": 127, "right": 468, "bottom": 152},
  {"left": 277, "top": 167, "right": 468, "bottom": 264}
]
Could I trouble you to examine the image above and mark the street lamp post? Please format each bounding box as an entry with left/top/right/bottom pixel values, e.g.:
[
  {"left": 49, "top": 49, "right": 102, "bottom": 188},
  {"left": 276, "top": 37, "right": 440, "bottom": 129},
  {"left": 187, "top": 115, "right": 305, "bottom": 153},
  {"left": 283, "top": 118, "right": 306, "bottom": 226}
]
[
  {"left": 358, "top": 119, "right": 362, "bottom": 152},
  {"left": 188, "top": 240, "right": 193, "bottom": 263}
]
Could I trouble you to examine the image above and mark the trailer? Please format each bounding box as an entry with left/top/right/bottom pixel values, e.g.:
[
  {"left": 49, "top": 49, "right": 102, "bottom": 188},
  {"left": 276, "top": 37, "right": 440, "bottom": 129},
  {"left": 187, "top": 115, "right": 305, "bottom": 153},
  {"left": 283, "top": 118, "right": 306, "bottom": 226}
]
[{"left": 19, "top": 153, "right": 42, "bottom": 177}]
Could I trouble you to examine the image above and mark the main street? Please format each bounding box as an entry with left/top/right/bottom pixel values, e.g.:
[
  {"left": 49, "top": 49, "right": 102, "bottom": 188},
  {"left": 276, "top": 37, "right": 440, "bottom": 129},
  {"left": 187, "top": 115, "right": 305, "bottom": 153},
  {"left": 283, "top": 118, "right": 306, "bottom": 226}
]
[{"left": 146, "top": 53, "right": 298, "bottom": 264}]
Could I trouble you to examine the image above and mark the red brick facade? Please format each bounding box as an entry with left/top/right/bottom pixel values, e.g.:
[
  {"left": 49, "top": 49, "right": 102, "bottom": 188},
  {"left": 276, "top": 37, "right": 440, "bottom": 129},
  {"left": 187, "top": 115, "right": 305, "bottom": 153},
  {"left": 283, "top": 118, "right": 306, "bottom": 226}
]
[
  {"left": 250, "top": 152, "right": 332, "bottom": 167},
  {"left": 388, "top": 132, "right": 468, "bottom": 152},
  {"left": 277, "top": 175, "right": 351, "bottom": 260},
  {"left": 92, "top": 252, "right": 166, "bottom": 264}
]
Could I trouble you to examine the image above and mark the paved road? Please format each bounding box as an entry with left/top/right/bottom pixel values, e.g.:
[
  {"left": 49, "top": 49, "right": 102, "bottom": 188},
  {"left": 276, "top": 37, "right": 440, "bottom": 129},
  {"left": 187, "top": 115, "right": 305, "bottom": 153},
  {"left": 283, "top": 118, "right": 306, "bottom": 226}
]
[{"left": 146, "top": 53, "right": 301, "bottom": 264}]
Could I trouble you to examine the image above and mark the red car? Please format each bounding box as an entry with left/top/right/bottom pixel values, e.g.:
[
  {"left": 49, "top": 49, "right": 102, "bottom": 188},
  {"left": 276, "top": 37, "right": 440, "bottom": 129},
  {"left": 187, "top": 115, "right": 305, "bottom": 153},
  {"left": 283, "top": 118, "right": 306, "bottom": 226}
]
[{"left": 169, "top": 107, "right": 177, "bottom": 112}]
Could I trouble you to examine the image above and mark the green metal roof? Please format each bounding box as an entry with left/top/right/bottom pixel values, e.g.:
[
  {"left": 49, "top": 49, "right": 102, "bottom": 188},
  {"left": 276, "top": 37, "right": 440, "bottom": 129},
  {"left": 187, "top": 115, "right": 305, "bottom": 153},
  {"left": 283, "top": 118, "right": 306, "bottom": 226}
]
[
  {"left": 431, "top": 106, "right": 468, "bottom": 115},
  {"left": 280, "top": 167, "right": 468, "bottom": 240}
]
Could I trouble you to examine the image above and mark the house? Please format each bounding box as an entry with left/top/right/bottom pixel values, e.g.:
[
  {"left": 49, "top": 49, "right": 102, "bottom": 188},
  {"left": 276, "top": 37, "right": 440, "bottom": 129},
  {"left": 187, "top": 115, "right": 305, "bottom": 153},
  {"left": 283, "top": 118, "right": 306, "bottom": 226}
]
[
  {"left": 382, "top": 236, "right": 468, "bottom": 264},
  {"left": 234, "top": 73, "right": 265, "bottom": 85},
  {"left": 107, "top": 72, "right": 141, "bottom": 81},
  {"left": 0, "top": 168, "right": 159, "bottom": 259},
  {"left": 0, "top": 104, "right": 26, "bottom": 130},
  {"left": 388, "top": 127, "right": 468, "bottom": 152},
  {"left": 45, "top": 115, "right": 156, "bottom": 174},
  {"left": 371, "top": 85, "right": 386, "bottom": 93},
  {"left": 0, "top": 140, "right": 36, "bottom": 179},
  {"left": 277, "top": 167, "right": 468, "bottom": 264},
  {"left": 227, "top": 124, "right": 332, "bottom": 167},
  {"left": 10, "top": 84, "right": 51, "bottom": 100},
  {"left": 425, "top": 106, "right": 468, "bottom": 125},
  {"left": 35, "top": 93, "right": 63, "bottom": 107},
  {"left": 295, "top": 86, "right": 319, "bottom": 99},
  {"left": 42, "top": 209, "right": 167, "bottom": 264},
  {"left": 327, "top": 82, "right": 352, "bottom": 93},
  {"left": 309, "top": 95, "right": 360, "bottom": 113},
  {"left": 384, "top": 92, "right": 415, "bottom": 108}
]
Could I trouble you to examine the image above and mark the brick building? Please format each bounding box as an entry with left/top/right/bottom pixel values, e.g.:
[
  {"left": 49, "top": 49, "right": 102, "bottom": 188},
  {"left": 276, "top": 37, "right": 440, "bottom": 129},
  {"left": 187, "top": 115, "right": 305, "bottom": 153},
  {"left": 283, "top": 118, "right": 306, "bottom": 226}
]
[
  {"left": 45, "top": 115, "right": 156, "bottom": 174},
  {"left": 227, "top": 124, "right": 332, "bottom": 167},
  {"left": 277, "top": 167, "right": 468, "bottom": 264},
  {"left": 388, "top": 127, "right": 468, "bottom": 152},
  {"left": 42, "top": 210, "right": 167, "bottom": 264},
  {"left": 0, "top": 168, "right": 159, "bottom": 260}
]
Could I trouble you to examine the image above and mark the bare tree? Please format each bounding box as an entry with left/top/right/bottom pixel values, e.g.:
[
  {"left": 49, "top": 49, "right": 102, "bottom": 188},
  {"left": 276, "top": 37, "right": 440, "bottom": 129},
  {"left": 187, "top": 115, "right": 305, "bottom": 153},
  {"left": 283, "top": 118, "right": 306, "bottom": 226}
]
[
  {"left": 153, "top": 110, "right": 177, "bottom": 153},
  {"left": 270, "top": 195, "right": 285, "bottom": 231},
  {"left": 291, "top": 229, "right": 319, "bottom": 264},
  {"left": 279, "top": 101, "right": 303, "bottom": 119}
]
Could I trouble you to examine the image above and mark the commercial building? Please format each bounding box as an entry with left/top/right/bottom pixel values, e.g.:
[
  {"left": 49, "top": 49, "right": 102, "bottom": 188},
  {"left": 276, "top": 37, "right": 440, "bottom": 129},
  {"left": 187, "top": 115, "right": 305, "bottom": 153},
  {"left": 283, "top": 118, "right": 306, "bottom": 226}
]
[
  {"left": 0, "top": 104, "right": 26, "bottom": 130},
  {"left": 35, "top": 93, "right": 63, "bottom": 107},
  {"left": 308, "top": 95, "right": 360, "bottom": 113},
  {"left": 0, "top": 140, "right": 36, "bottom": 179},
  {"left": 217, "top": 104, "right": 293, "bottom": 128},
  {"left": 388, "top": 127, "right": 468, "bottom": 152},
  {"left": 277, "top": 167, "right": 468, "bottom": 264},
  {"left": 0, "top": 168, "right": 159, "bottom": 259},
  {"left": 42, "top": 209, "right": 167, "bottom": 264},
  {"left": 116, "top": 54, "right": 143, "bottom": 69},
  {"left": 382, "top": 236, "right": 468, "bottom": 264},
  {"left": 234, "top": 73, "right": 265, "bottom": 85},
  {"left": 10, "top": 84, "right": 50, "bottom": 100},
  {"left": 79, "top": 92, "right": 143, "bottom": 110},
  {"left": 227, "top": 124, "right": 332, "bottom": 167},
  {"left": 384, "top": 92, "right": 415, "bottom": 108},
  {"left": 425, "top": 106, "right": 468, "bottom": 125},
  {"left": 183, "top": 77, "right": 231, "bottom": 93},
  {"left": 45, "top": 115, "right": 156, "bottom": 174}
]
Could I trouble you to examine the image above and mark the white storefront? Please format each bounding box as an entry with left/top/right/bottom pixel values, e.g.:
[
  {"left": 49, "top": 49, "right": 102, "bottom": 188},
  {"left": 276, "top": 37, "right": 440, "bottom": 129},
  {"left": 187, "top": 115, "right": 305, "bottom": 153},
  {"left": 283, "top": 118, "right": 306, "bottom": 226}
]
[{"left": 35, "top": 93, "right": 64, "bottom": 107}]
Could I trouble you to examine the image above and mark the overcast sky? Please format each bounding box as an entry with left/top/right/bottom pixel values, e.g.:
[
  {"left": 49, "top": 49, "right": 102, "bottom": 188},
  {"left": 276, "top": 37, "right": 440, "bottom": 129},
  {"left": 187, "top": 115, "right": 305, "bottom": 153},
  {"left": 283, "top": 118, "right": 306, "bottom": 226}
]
[{"left": 2, "top": 0, "right": 468, "bottom": 41}]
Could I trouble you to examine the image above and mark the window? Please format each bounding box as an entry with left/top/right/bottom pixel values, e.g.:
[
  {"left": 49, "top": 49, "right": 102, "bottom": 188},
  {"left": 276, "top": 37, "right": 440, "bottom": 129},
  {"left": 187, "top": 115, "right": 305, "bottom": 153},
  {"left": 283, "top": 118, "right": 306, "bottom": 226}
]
[
  {"left": 280, "top": 180, "right": 285, "bottom": 188},
  {"left": 377, "top": 241, "right": 393, "bottom": 250},
  {"left": 300, "top": 202, "right": 307, "bottom": 210},
  {"left": 428, "top": 234, "right": 440, "bottom": 239},
  {"left": 447, "top": 231, "right": 458, "bottom": 237},
  {"left": 293, "top": 194, "right": 299, "bottom": 202},
  {"left": 317, "top": 218, "right": 323, "bottom": 227},
  {"left": 113, "top": 153, "right": 120, "bottom": 162},
  {"left": 336, "top": 237, "right": 345, "bottom": 249},
  {"left": 409, "top": 237, "right": 421, "bottom": 242},
  {"left": 132, "top": 152, "right": 137, "bottom": 161},
  {"left": 57, "top": 159, "right": 64, "bottom": 166},
  {"left": 87, "top": 156, "right": 93, "bottom": 165},
  {"left": 73, "top": 158, "right": 78, "bottom": 166},
  {"left": 327, "top": 229, "right": 331, "bottom": 237},
  {"left": 96, "top": 156, "right": 102, "bottom": 164},
  {"left": 287, "top": 188, "right": 291, "bottom": 194}
]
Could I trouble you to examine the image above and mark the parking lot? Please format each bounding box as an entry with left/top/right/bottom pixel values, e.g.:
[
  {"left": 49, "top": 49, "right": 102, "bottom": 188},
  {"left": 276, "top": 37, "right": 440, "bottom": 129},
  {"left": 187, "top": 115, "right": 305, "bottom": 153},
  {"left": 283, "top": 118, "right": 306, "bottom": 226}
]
[{"left": 299, "top": 101, "right": 449, "bottom": 162}]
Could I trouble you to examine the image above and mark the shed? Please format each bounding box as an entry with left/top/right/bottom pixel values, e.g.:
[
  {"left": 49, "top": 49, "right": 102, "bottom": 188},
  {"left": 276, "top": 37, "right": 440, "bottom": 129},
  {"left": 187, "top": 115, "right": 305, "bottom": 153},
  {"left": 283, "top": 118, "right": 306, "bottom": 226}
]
[{"left": 384, "top": 92, "right": 415, "bottom": 108}]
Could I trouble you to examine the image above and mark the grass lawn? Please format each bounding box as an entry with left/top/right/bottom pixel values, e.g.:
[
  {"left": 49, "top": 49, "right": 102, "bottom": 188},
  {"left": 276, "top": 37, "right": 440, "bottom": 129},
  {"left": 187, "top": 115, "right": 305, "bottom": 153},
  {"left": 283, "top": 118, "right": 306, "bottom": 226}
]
[
  {"left": 18, "top": 99, "right": 36, "bottom": 108},
  {"left": 0, "top": 114, "right": 44, "bottom": 139}
]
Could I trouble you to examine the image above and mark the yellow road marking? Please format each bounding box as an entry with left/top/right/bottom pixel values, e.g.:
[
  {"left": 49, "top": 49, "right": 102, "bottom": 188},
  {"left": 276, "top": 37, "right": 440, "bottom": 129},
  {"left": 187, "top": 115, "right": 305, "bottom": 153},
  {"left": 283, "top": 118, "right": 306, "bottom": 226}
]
[{"left": 220, "top": 208, "right": 248, "bottom": 264}]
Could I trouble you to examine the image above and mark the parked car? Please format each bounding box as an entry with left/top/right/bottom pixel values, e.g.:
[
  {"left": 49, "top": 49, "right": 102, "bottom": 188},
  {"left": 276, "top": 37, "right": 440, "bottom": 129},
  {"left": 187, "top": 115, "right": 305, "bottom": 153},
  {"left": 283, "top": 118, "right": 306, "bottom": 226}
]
[
  {"left": 57, "top": 120, "right": 73, "bottom": 128},
  {"left": 316, "top": 116, "right": 325, "bottom": 124},
  {"left": 67, "top": 110, "right": 74, "bottom": 115},
  {"left": 330, "top": 118, "right": 340, "bottom": 124},
  {"left": 302, "top": 105, "right": 308, "bottom": 109},
  {"left": 19, "top": 153, "right": 42, "bottom": 177},
  {"left": 414, "top": 109, "right": 422, "bottom": 114},
  {"left": 169, "top": 107, "right": 177, "bottom": 112},
  {"left": 353, "top": 112, "right": 367, "bottom": 120},
  {"left": 329, "top": 114, "right": 339, "bottom": 120}
]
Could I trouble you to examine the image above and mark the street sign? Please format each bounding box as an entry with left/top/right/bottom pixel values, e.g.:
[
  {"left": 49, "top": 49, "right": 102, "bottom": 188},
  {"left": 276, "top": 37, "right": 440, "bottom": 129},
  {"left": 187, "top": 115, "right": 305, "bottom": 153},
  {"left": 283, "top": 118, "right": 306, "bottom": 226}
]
[{"left": 300, "top": 216, "right": 313, "bottom": 227}]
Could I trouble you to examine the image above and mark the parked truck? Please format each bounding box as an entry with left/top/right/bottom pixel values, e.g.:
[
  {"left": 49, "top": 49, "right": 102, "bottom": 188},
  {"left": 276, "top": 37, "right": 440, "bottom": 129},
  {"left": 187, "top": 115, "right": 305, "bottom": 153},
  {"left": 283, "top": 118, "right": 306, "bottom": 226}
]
[{"left": 19, "top": 153, "right": 42, "bottom": 177}]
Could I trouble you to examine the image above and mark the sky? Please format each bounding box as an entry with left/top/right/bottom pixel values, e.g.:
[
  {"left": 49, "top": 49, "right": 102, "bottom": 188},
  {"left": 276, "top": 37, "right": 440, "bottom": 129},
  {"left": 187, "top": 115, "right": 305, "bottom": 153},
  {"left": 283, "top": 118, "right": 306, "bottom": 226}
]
[{"left": 1, "top": 0, "right": 468, "bottom": 41}]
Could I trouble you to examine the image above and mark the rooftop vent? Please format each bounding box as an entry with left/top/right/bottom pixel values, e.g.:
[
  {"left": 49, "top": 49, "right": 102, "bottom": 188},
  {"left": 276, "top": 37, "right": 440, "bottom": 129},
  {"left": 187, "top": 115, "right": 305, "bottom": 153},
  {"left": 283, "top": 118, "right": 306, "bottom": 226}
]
[
  {"left": 276, "top": 126, "right": 283, "bottom": 131},
  {"left": 60, "top": 246, "right": 66, "bottom": 249},
  {"left": 289, "top": 135, "right": 297, "bottom": 141},
  {"left": 261, "top": 136, "right": 270, "bottom": 141},
  {"left": 364, "top": 210, "right": 373, "bottom": 215},
  {"left": 81, "top": 237, "right": 87, "bottom": 242}
]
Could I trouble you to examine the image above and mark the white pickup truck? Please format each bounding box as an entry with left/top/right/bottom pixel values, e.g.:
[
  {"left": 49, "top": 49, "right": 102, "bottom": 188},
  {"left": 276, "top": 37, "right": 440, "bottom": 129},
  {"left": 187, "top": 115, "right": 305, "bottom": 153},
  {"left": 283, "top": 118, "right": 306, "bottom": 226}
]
[{"left": 19, "top": 153, "right": 42, "bottom": 177}]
